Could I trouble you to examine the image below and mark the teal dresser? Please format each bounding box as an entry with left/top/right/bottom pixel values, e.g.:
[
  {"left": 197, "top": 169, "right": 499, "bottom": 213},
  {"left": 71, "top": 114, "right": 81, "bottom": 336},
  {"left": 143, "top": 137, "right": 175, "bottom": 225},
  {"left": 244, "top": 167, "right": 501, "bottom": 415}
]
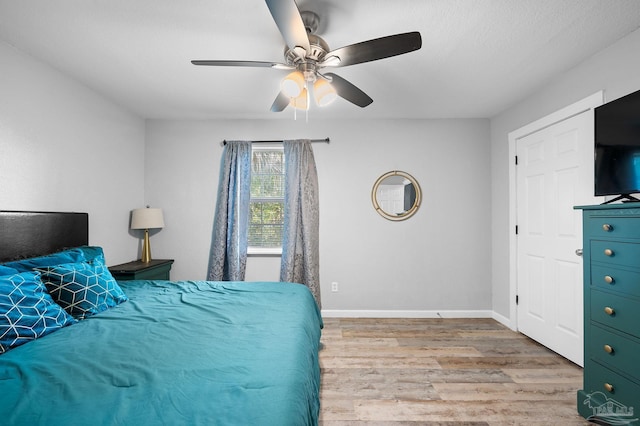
[{"left": 576, "top": 204, "right": 640, "bottom": 422}]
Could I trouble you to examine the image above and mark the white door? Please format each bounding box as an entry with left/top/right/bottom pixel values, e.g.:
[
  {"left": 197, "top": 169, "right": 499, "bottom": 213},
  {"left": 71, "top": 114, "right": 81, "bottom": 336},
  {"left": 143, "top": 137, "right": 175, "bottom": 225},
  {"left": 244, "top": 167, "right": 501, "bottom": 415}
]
[
  {"left": 377, "top": 184, "right": 405, "bottom": 215},
  {"left": 516, "top": 110, "right": 598, "bottom": 366}
]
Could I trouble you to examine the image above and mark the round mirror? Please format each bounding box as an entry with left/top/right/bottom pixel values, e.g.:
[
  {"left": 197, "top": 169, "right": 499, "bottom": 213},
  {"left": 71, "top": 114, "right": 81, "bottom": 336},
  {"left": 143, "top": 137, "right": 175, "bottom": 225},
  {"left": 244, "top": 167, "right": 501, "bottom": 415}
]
[{"left": 371, "top": 170, "right": 422, "bottom": 221}]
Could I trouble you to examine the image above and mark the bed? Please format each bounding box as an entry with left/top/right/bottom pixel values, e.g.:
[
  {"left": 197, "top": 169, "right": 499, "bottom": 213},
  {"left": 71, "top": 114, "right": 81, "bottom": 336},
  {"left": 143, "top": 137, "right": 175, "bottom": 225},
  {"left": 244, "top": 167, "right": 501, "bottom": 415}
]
[{"left": 0, "top": 211, "right": 322, "bottom": 425}]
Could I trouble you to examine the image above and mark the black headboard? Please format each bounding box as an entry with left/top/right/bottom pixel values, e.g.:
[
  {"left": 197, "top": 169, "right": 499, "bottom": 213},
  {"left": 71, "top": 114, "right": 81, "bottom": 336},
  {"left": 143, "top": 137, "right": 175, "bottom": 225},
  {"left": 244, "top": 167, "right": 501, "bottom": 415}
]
[{"left": 0, "top": 211, "right": 89, "bottom": 262}]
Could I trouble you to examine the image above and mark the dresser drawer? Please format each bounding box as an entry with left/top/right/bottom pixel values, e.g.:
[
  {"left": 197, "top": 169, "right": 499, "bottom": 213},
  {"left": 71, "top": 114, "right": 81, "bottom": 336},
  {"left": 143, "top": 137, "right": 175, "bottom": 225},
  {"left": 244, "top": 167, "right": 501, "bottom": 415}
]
[
  {"left": 591, "top": 289, "right": 640, "bottom": 338},
  {"left": 591, "top": 240, "right": 640, "bottom": 268},
  {"left": 590, "top": 325, "right": 640, "bottom": 382},
  {"left": 591, "top": 264, "right": 640, "bottom": 297},
  {"left": 585, "top": 215, "right": 640, "bottom": 239},
  {"left": 583, "top": 360, "right": 640, "bottom": 413}
]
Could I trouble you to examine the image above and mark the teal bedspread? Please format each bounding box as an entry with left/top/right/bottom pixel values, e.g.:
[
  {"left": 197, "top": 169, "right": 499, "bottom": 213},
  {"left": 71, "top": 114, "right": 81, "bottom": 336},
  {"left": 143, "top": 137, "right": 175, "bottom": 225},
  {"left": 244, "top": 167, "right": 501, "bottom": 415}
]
[{"left": 0, "top": 280, "right": 322, "bottom": 425}]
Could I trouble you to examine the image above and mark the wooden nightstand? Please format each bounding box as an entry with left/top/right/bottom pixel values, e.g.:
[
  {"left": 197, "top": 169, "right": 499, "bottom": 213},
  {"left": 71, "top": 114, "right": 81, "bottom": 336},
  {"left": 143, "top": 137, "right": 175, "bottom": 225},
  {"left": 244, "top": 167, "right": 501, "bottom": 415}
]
[{"left": 108, "top": 259, "right": 174, "bottom": 281}]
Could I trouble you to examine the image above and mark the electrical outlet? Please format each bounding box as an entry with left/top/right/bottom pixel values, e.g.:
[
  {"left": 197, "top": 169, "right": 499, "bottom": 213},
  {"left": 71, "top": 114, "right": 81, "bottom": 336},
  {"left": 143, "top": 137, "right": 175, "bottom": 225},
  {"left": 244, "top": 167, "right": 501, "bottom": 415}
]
[{"left": 331, "top": 282, "right": 339, "bottom": 292}]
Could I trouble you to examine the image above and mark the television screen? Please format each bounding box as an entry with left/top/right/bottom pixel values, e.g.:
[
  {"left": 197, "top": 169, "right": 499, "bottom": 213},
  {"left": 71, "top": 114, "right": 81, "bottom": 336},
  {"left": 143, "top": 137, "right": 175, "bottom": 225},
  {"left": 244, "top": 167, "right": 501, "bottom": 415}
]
[{"left": 594, "top": 89, "right": 640, "bottom": 199}]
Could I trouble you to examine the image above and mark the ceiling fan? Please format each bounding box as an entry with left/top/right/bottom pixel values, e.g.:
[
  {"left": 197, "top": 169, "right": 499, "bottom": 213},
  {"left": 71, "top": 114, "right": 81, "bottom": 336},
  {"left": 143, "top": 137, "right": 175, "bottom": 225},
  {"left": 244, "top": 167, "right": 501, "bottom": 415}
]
[{"left": 191, "top": 0, "right": 422, "bottom": 112}]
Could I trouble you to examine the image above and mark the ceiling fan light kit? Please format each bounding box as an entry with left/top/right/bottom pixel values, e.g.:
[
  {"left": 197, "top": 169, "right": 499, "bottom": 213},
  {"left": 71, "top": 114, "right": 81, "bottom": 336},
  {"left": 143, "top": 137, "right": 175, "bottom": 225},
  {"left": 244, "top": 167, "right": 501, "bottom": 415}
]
[
  {"left": 314, "top": 79, "right": 337, "bottom": 107},
  {"left": 281, "top": 71, "right": 305, "bottom": 98},
  {"left": 290, "top": 88, "right": 309, "bottom": 111},
  {"left": 191, "top": 0, "right": 422, "bottom": 114}
]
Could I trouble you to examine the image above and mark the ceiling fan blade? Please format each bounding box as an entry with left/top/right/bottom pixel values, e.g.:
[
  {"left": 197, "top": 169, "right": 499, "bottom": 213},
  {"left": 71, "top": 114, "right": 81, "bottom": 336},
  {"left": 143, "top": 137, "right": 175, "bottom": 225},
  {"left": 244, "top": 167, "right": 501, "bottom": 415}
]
[
  {"left": 270, "top": 91, "right": 290, "bottom": 112},
  {"left": 324, "top": 73, "right": 373, "bottom": 108},
  {"left": 265, "top": 0, "right": 310, "bottom": 54},
  {"left": 191, "top": 60, "right": 293, "bottom": 69},
  {"left": 321, "top": 32, "right": 422, "bottom": 68}
]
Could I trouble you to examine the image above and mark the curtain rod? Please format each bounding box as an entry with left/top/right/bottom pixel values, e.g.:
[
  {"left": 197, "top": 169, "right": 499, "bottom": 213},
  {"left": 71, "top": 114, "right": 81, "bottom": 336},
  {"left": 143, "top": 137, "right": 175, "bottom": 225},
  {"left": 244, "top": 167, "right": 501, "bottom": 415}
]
[{"left": 222, "top": 138, "right": 330, "bottom": 146}]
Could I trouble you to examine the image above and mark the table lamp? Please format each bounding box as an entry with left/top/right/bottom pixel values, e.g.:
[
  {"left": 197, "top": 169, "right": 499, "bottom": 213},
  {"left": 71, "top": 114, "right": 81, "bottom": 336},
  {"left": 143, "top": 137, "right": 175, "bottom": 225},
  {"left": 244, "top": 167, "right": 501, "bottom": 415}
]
[{"left": 130, "top": 207, "right": 164, "bottom": 263}]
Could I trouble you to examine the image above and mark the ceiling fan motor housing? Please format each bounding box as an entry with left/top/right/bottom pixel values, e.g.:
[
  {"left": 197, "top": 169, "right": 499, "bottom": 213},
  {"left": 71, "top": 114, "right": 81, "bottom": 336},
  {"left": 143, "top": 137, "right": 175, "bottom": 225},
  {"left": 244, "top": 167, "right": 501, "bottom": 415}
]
[
  {"left": 283, "top": 10, "right": 330, "bottom": 82},
  {"left": 285, "top": 34, "right": 329, "bottom": 64}
]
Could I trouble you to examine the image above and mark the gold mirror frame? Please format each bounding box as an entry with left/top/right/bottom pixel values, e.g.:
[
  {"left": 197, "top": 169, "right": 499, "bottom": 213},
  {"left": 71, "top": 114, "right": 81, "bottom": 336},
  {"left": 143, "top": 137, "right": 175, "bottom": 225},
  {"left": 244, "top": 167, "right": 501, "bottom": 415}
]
[{"left": 371, "top": 170, "right": 422, "bottom": 221}]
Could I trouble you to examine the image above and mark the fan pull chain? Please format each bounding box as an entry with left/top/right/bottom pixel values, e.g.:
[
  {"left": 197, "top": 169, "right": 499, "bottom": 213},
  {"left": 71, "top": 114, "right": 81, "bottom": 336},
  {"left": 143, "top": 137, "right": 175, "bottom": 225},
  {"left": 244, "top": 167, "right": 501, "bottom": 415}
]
[{"left": 306, "top": 88, "right": 309, "bottom": 123}]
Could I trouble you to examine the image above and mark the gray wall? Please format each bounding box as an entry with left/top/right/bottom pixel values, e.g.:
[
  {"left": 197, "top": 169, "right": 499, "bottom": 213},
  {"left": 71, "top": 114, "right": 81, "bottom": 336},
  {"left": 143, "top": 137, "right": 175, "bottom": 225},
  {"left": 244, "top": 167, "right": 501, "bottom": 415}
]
[
  {"left": 490, "top": 27, "right": 640, "bottom": 322},
  {"left": 0, "top": 41, "right": 146, "bottom": 265},
  {"left": 145, "top": 118, "right": 492, "bottom": 315},
  {"left": 5, "top": 24, "right": 640, "bottom": 320}
]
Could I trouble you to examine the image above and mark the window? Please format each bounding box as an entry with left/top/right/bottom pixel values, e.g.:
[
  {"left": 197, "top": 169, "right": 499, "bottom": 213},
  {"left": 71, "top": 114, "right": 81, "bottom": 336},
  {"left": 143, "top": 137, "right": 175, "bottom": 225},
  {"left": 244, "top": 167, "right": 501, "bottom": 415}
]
[{"left": 249, "top": 147, "right": 284, "bottom": 254}]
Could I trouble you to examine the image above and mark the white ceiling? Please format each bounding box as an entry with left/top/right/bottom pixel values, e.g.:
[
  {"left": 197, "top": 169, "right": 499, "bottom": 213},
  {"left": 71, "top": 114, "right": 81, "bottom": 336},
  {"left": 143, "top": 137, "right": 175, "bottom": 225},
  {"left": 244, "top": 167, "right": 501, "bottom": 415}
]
[{"left": 1, "top": 0, "right": 640, "bottom": 120}]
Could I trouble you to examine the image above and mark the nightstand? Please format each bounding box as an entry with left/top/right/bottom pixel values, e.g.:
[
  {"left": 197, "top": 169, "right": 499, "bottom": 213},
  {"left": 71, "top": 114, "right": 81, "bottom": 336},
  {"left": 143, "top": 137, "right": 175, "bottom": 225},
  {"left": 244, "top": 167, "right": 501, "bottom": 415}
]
[{"left": 108, "top": 259, "right": 174, "bottom": 281}]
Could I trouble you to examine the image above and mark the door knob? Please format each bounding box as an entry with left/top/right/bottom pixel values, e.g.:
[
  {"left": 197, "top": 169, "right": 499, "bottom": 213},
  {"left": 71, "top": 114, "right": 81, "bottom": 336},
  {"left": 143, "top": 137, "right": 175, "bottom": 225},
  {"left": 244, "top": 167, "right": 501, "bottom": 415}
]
[{"left": 575, "top": 248, "right": 583, "bottom": 257}]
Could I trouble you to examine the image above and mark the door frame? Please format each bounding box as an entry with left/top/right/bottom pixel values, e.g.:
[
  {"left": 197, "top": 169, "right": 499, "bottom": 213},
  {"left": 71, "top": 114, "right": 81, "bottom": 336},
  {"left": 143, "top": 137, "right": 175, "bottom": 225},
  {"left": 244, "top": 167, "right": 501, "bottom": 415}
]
[{"left": 507, "top": 91, "right": 603, "bottom": 331}]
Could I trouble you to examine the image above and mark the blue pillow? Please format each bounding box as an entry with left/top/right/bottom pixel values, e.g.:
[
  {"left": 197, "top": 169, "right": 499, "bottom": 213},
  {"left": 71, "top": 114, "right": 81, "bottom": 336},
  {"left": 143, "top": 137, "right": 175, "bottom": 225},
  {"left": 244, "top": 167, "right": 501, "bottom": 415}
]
[
  {"left": 0, "top": 271, "right": 76, "bottom": 354},
  {"left": 75, "top": 246, "right": 104, "bottom": 263},
  {"left": 0, "top": 265, "right": 19, "bottom": 276},
  {"left": 3, "top": 248, "right": 87, "bottom": 273},
  {"left": 36, "top": 255, "right": 128, "bottom": 320}
]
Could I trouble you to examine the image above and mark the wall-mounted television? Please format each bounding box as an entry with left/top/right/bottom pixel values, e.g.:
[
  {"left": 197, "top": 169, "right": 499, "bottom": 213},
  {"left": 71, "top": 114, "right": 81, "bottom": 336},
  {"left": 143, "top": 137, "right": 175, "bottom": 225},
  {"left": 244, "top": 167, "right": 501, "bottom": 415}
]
[{"left": 594, "top": 88, "right": 640, "bottom": 203}]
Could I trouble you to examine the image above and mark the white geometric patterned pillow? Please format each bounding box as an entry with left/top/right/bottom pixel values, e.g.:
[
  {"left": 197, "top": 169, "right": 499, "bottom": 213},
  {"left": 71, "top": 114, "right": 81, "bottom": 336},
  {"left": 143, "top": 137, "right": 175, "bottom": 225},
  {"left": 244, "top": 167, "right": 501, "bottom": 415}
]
[
  {"left": 0, "top": 271, "right": 76, "bottom": 354},
  {"left": 36, "top": 255, "right": 128, "bottom": 320}
]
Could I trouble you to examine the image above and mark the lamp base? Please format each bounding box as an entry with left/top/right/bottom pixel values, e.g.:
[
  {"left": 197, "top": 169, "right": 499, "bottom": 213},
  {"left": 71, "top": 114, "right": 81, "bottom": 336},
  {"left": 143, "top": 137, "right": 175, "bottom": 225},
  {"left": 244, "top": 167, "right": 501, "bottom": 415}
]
[{"left": 141, "top": 229, "right": 152, "bottom": 263}]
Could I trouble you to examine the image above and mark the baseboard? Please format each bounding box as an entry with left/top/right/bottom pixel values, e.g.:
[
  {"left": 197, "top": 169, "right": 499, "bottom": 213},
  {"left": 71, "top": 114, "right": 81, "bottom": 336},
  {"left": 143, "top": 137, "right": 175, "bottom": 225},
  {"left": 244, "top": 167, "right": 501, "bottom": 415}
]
[
  {"left": 321, "top": 310, "right": 516, "bottom": 327},
  {"left": 491, "top": 311, "right": 515, "bottom": 330},
  {"left": 321, "top": 309, "right": 495, "bottom": 319}
]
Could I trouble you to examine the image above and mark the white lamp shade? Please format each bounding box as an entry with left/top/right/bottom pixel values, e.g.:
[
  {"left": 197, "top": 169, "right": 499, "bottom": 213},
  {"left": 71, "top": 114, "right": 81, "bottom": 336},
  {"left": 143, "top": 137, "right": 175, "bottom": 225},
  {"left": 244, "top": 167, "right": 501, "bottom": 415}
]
[
  {"left": 290, "top": 88, "right": 309, "bottom": 110},
  {"left": 131, "top": 208, "right": 165, "bottom": 230},
  {"left": 314, "top": 79, "right": 337, "bottom": 107},
  {"left": 281, "top": 71, "right": 304, "bottom": 98}
]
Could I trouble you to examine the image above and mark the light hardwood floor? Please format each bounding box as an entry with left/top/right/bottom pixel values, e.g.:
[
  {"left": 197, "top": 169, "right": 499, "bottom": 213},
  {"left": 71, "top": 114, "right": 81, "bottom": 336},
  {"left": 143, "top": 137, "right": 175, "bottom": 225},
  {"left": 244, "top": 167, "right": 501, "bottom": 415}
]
[{"left": 318, "top": 317, "right": 591, "bottom": 425}]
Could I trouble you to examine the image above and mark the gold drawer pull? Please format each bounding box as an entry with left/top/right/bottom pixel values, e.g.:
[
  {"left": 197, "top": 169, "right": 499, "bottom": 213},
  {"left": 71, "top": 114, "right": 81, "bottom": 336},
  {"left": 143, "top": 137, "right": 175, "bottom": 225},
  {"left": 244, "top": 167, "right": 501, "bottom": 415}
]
[
  {"left": 604, "top": 382, "right": 614, "bottom": 393},
  {"left": 604, "top": 306, "right": 615, "bottom": 316},
  {"left": 602, "top": 224, "right": 613, "bottom": 232},
  {"left": 604, "top": 275, "right": 614, "bottom": 284},
  {"left": 604, "top": 344, "right": 614, "bottom": 354},
  {"left": 604, "top": 248, "right": 614, "bottom": 256}
]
